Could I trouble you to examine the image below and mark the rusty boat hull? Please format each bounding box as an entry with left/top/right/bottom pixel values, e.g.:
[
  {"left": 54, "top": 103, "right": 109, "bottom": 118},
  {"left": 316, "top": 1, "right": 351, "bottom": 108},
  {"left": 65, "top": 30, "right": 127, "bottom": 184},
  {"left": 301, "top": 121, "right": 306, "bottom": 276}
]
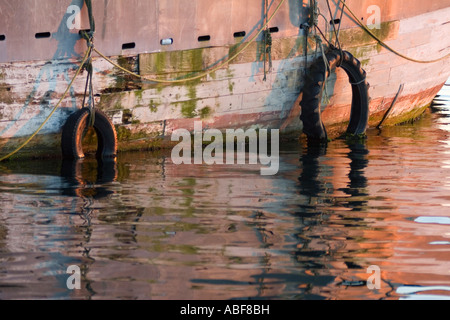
[{"left": 0, "top": 0, "right": 450, "bottom": 158}]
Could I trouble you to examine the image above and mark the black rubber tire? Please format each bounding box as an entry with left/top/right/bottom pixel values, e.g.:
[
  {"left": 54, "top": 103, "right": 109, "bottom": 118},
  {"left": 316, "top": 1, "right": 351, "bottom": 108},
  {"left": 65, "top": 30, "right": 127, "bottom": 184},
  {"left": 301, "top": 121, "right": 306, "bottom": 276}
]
[
  {"left": 61, "top": 108, "right": 117, "bottom": 160},
  {"left": 300, "top": 49, "right": 370, "bottom": 140}
]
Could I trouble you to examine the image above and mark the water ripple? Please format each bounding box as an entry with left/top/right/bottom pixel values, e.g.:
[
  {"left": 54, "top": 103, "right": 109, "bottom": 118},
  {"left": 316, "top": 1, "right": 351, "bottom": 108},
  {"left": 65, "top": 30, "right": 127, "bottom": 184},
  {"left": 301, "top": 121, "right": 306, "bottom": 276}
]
[{"left": 0, "top": 82, "right": 450, "bottom": 300}]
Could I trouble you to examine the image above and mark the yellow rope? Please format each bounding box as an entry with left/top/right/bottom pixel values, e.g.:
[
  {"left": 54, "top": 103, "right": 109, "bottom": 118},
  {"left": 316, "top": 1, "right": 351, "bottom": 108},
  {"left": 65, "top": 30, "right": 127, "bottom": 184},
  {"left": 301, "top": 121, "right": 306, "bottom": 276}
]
[
  {"left": 93, "top": 0, "right": 287, "bottom": 84},
  {"left": 0, "top": 48, "right": 91, "bottom": 162},
  {"left": 0, "top": 1, "right": 287, "bottom": 161},
  {"left": 342, "top": 1, "right": 450, "bottom": 64}
]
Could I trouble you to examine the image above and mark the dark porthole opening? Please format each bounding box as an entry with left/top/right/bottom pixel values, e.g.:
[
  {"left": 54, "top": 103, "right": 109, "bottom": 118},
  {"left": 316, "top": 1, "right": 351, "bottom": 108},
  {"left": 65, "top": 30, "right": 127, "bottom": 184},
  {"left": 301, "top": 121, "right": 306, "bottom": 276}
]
[
  {"left": 122, "top": 42, "right": 136, "bottom": 50},
  {"left": 198, "top": 35, "right": 211, "bottom": 42},
  {"left": 35, "top": 32, "right": 51, "bottom": 39}
]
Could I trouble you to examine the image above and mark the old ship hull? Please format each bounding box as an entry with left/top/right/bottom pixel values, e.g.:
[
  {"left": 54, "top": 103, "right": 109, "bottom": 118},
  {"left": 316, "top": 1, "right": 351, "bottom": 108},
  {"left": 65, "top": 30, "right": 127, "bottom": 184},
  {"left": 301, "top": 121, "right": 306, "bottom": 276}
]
[{"left": 0, "top": 0, "right": 450, "bottom": 157}]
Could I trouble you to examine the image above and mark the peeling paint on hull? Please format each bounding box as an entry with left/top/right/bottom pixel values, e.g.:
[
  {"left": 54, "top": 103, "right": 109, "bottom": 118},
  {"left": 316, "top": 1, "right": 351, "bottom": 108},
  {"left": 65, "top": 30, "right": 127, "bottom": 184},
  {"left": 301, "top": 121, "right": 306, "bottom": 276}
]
[{"left": 0, "top": 0, "right": 450, "bottom": 158}]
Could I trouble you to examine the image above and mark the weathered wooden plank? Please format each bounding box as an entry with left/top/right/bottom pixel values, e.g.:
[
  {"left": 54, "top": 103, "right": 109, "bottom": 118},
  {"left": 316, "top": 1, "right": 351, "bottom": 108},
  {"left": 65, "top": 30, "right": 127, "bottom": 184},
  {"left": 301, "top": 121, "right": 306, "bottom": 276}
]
[{"left": 398, "top": 6, "right": 450, "bottom": 34}]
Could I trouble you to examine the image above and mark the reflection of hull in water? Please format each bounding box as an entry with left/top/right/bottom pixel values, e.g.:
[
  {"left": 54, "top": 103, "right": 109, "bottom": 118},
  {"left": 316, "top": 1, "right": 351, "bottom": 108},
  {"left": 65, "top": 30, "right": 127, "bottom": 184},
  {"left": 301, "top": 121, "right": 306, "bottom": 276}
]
[
  {"left": 0, "top": 155, "right": 292, "bottom": 299},
  {"left": 0, "top": 1, "right": 450, "bottom": 157},
  {"left": 0, "top": 138, "right": 395, "bottom": 300},
  {"left": 1, "top": 116, "right": 450, "bottom": 299}
]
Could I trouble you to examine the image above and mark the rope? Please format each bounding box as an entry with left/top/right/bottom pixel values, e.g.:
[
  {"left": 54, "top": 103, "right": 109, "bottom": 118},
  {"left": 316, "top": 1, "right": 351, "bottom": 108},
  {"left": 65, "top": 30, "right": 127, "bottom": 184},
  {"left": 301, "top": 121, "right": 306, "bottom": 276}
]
[
  {"left": 262, "top": 29, "right": 273, "bottom": 81},
  {"left": 263, "top": 0, "right": 269, "bottom": 81},
  {"left": 326, "top": 0, "right": 345, "bottom": 67},
  {"left": 335, "top": 0, "right": 346, "bottom": 41},
  {"left": 309, "top": 0, "right": 333, "bottom": 48},
  {"left": 0, "top": 0, "right": 96, "bottom": 161},
  {"left": 81, "top": 0, "right": 96, "bottom": 127},
  {"left": 303, "top": 0, "right": 333, "bottom": 103},
  {"left": 316, "top": 35, "right": 331, "bottom": 105},
  {"left": 349, "top": 77, "right": 367, "bottom": 85},
  {"left": 299, "top": 1, "right": 331, "bottom": 100},
  {"left": 326, "top": 0, "right": 341, "bottom": 50},
  {"left": 93, "top": 0, "right": 287, "bottom": 84},
  {"left": 309, "top": 0, "right": 319, "bottom": 27},
  {"left": 0, "top": 49, "right": 91, "bottom": 162},
  {"left": 341, "top": 1, "right": 450, "bottom": 64},
  {"left": 84, "top": 0, "right": 95, "bottom": 33},
  {"left": 0, "top": 0, "right": 286, "bottom": 160}
]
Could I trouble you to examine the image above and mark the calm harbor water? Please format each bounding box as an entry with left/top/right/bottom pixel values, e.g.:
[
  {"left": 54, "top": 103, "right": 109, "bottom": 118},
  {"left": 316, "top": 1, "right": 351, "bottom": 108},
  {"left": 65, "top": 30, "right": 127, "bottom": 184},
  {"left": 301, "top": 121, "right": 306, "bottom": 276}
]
[{"left": 1, "top": 81, "right": 450, "bottom": 300}]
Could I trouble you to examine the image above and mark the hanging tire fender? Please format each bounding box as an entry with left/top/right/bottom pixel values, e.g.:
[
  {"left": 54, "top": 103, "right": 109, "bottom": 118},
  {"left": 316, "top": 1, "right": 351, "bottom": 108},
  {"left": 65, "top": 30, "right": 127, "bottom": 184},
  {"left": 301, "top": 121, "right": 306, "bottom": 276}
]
[
  {"left": 300, "top": 49, "right": 370, "bottom": 140},
  {"left": 61, "top": 108, "right": 117, "bottom": 160}
]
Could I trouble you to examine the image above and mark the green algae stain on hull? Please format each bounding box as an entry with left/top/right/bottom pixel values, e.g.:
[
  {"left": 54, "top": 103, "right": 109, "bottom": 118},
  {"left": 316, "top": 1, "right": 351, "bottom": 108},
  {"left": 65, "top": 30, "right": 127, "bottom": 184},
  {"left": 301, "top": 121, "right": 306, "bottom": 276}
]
[
  {"left": 139, "top": 48, "right": 206, "bottom": 77},
  {"left": 180, "top": 85, "right": 198, "bottom": 119},
  {"left": 339, "top": 21, "right": 400, "bottom": 49}
]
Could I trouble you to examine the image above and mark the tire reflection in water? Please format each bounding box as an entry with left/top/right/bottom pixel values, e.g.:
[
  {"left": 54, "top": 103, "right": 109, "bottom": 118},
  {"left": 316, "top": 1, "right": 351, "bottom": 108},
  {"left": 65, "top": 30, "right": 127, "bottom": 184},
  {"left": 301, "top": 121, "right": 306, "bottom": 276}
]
[
  {"left": 60, "top": 158, "right": 118, "bottom": 298},
  {"left": 293, "top": 139, "right": 370, "bottom": 298}
]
